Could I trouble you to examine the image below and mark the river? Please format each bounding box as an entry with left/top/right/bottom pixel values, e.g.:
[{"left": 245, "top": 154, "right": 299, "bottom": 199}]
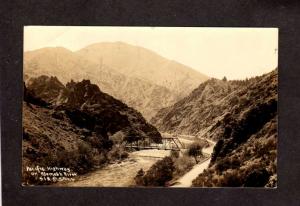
[
  {"left": 60, "top": 149, "right": 170, "bottom": 187},
  {"left": 59, "top": 136, "right": 215, "bottom": 187}
]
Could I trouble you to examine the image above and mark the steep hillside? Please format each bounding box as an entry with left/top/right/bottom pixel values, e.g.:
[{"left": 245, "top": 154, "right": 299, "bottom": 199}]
[
  {"left": 151, "top": 78, "right": 238, "bottom": 135},
  {"left": 87, "top": 71, "right": 178, "bottom": 119},
  {"left": 192, "top": 115, "right": 277, "bottom": 187},
  {"left": 24, "top": 43, "right": 209, "bottom": 119},
  {"left": 152, "top": 70, "right": 277, "bottom": 138},
  {"left": 26, "top": 75, "right": 161, "bottom": 141},
  {"left": 152, "top": 70, "right": 278, "bottom": 187},
  {"left": 23, "top": 76, "right": 162, "bottom": 185}
]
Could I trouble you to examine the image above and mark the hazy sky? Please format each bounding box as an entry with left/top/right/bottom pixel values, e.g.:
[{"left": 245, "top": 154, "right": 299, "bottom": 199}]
[{"left": 24, "top": 26, "right": 278, "bottom": 80}]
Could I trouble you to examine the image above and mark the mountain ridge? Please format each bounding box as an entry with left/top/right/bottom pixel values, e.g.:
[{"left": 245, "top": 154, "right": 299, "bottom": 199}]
[
  {"left": 76, "top": 41, "right": 208, "bottom": 93},
  {"left": 24, "top": 42, "right": 209, "bottom": 119}
]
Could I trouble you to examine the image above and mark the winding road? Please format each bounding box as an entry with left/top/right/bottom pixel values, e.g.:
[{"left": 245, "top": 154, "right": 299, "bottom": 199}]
[{"left": 172, "top": 139, "right": 216, "bottom": 187}]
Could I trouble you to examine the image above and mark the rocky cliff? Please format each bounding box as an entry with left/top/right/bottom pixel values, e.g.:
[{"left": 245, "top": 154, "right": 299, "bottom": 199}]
[{"left": 23, "top": 75, "right": 162, "bottom": 185}]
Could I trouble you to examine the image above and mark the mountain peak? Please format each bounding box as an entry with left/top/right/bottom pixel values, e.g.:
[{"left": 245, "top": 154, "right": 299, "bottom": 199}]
[
  {"left": 76, "top": 41, "right": 209, "bottom": 93},
  {"left": 24, "top": 42, "right": 209, "bottom": 120},
  {"left": 29, "top": 46, "right": 73, "bottom": 54}
]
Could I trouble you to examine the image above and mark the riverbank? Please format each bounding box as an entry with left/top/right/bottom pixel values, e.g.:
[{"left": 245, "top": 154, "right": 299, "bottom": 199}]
[{"left": 57, "top": 149, "right": 170, "bottom": 187}]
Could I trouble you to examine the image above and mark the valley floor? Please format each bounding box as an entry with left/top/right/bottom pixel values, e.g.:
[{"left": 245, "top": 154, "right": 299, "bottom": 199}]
[{"left": 56, "top": 136, "right": 215, "bottom": 187}]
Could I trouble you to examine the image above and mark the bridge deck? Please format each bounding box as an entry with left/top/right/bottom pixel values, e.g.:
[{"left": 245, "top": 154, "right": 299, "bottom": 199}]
[
  {"left": 123, "top": 136, "right": 184, "bottom": 151},
  {"left": 125, "top": 145, "right": 181, "bottom": 151}
]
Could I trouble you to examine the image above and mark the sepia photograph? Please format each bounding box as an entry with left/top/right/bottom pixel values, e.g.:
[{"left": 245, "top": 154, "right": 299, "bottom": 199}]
[{"left": 22, "top": 26, "right": 278, "bottom": 187}]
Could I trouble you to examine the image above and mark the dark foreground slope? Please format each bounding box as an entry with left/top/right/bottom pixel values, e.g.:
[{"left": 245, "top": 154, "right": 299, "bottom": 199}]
[
  {"left": 152, "top": 70, "right": 277, "bottom": 187},
  {"left": 23, "top": 76, "right": 161, "bottom": 185}
]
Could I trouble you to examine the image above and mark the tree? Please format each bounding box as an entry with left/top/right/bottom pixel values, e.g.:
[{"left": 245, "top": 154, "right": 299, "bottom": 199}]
[
  {"left": 222, "top": 76, "right": 227, "bottom": 81},
  {"left": 134, "top": 169, "right": 145, "bottom": 186},
  {"left": 188, "top": 142, "right": 203, "bottom": 163},
  {"left": 123, "top": 128, "right": 140, "bottom": 143},
  {"left": 170, "top": 150, "right": 180, "bottom": 159}
]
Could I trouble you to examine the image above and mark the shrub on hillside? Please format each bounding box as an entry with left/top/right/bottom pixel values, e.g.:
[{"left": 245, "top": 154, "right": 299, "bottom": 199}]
[
  {"left": 219, "top": 170, "right": 243, "bottom": 187},
  {"left": 170, "top": 150, "right": 180, "bottom": 159},
  {"left": 109, "top": 131, "right": 125, "bottom": 144},
  {"left": 192, "top": 169, "right": 215, "bottom": 187},
  {"left": 193, "top": 169, "right": 244, "bottom": 187},
  {"left": 61, "top": 141, "right": 94, "bottom": 174},
  {"left": 86, "top": 135, "right": 113, "bottom": 151},
  {"left": 211, "top": 99, "right": 277, "bottom": 163},
  {"left": 211, "top": 139, "right": 224, "bottom": 163},
  {"left": 38, "top": 141, "right": 95, "bottom": 175},
  {"left": 107, "top": 145, "right": 129, "bottom": 162},
  {"left": 173, "top": 155, "right": 195, "bottom": 178},
  {"left": 244, "top": 168, "right": 270, "bottom": 187},
  {"left": 123, "top": 128, "right": 141, "bottom": 143},
  {"left": 215, "top": 156, "right": 241, "bottom": 174},
  {"left": 65, "top": 109, "right": 96, "bottom": 130},
  {"left": 136, "top": 157, "right": 175, "bottom": 186},
  {"left": 134, "top": 169, "right": 145, "bottom": 186}
]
